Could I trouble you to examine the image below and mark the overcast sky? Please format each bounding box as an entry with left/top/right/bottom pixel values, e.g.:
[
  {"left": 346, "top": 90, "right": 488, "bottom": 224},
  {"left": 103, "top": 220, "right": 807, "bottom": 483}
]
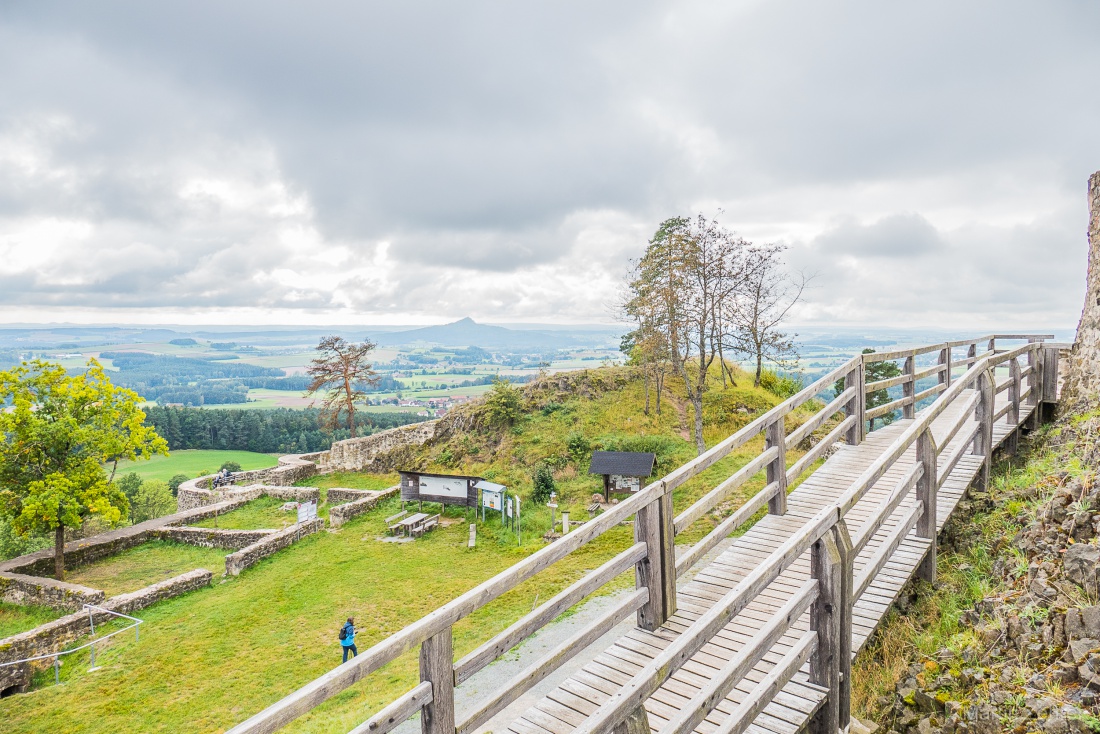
[{"left": 0, "top": 2, "right": 1097, "bottom": 330}]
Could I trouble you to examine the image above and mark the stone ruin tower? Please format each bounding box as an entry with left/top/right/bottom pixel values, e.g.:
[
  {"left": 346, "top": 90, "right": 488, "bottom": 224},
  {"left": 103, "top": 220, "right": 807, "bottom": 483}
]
[{"left": 1062, "top": 170, "right": 1100, "bottom": 409}]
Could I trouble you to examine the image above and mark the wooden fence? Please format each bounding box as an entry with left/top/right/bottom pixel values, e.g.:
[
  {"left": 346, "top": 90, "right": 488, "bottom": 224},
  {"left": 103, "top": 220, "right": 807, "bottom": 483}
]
[{"left": 226, "top": 334, "right": 1059, "bottom": 734}]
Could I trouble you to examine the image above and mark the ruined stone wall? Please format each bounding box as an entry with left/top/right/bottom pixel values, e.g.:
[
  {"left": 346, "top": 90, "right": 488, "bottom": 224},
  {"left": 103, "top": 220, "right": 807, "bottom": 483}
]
[
  {"left": 0, "top": 569, "right": 212, "bottom": 693},
  {"left": 1063, "top": 170, "right": 1100, "bottom": 409},
  {"left": 321, "top": 421, "right": 437, "bottom": 472},
  {"left": 328, "top": 487, "right": 400, "bottom": 528},
  {"left": 0, "top": 572, "right": 105, "bottom": 612},
  {"left": 148, "top": 527, "right": 275, "bottom": 550},
  {"left": 224, "top": 519, "right": 324, "bottom": 576}
]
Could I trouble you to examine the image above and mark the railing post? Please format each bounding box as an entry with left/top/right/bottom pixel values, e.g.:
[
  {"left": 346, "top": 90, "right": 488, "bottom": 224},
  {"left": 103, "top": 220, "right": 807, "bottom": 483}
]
[
  {"left": 634, "top": 488, "right": 676, "bottom": 630},
  {"left": 1027, "top": 341, "right": 1040, "bottom": 429},
  {"left": 809, "top": 521, "right": 851, "bottom": 734},
  {"left": 1007, "top": 357, "right": 1022, "bottom": 454},
  {"left": 844, "top": 362, "right": 864, "bottom": 446},
  {"left": 972, "top": 370, "right": 994, "bottom": 490},
  {"left": 420, "top": 628, "right": 455, "bottom": 734},
  {"left": 1041, "top": 344, "right": 1060, "bottom": 419},
  {"left": 967, "top": 342, "right": 977, "bottom": 368},
  {"left": 902, "top": 352, "right": 915, "bottom": 419},
  {"left": 765, "top": 417, "right": 788, "bottom": 515},
  {"left": 915, "top": 429, "right": 938, "bottom": 583},
  {"left": 938, "top": 345, "right": 950, "bottom": 390}
]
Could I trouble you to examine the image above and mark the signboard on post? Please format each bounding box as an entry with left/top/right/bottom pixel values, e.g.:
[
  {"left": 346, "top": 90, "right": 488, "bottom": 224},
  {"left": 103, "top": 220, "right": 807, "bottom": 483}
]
[
  {"left": 296, "top": 501, "right": 317, "bottom": 523},
  {"left": 399, "top": 471, "right": 482, "bottom": 509},
  {"left": 476, "top": 480, "right": 506, "bottom": 523}
]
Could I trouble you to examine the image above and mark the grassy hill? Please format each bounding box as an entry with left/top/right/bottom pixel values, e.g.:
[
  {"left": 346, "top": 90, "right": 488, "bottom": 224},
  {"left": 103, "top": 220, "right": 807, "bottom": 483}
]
[{"left": 0, "top": 363, "right": 837, "bottom": 733}]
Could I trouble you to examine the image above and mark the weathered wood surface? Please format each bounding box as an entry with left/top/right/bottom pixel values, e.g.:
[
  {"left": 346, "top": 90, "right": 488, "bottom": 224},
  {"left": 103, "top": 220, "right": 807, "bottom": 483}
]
[{"left": 503, "top": 384, "right": 1034, "bottom": 734}]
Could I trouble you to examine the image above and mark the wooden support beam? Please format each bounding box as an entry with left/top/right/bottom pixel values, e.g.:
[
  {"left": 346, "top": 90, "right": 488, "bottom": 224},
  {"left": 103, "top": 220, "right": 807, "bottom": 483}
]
[
  {"left": 915, "top": 429, "right": 938, "bottom": 583},
  {"left": 902, "top": 354, "right": 916, "bottom": 419},
  {"left": 765, "top": 418, "right": 788, "bottom": 515},
  {"left": 419, "top": 629, "right": 454, "bottom": 734},
  {"left": 939, "top": 346, "right": 951, "bottom": 389},
  {"left": 845, "top": 362, "right": 864, "bottom": 446},
  {"left": 634, "top": 492, "right": 675, "bottom": 630},
  {"left": 973, "top": 369, "right": 994, "bottom": 490},
  {"left": 808, "top": 526, "right": 844, "bottom": 734}
]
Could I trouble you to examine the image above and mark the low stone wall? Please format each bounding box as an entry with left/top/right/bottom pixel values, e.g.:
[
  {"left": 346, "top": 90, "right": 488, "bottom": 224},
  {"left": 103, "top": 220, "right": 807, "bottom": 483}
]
[
  {"left": 326, "top": 488, "right": 372, "bottom": 505},
  {"left": 149, "top": 527, "right": 275, "bottom": 550},
  {"left": 0, "top": 572, "right": 105, "bottom": 612},
  {"left": 329, "top": 487, "right": 400, "bottom": 528},
  {"left": 0, "top": 569, "right": 212, "bottom": 694},
  {"left": 0, "top": 496, "right": 255, "bottom": 577},
  {"left": 176, "top": 483, "right": 265, "bottom": 512},
  {"left": 260, "top": 486, "right": 320, "bottom": 503},
  {"left": 225, "top": 519, "right": 324, "bottom": 576},
  {"left": 321, "top": 421, "right": 437, "bottom": 472}
]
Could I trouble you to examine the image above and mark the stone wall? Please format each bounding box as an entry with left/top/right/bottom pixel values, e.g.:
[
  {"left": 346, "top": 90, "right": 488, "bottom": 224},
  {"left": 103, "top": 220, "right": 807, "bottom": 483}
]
[
  {"left": 0, "top": 569, "right": 212, "bottom": 694},
  {"left": 0, "top": 496, "right": 254, "bottom": 577},
  {"left": 329, "top": 487, "right": 400, "bottom": 528},
  {"left": 322, "top": 421, "right": 437, "bottom": 472},
  {"left": 0, "top": 572, "right": 105, "bottom": 612},
  {"left": 1063, "top": 170, "right": 1100, "bottom": 409},
  {"left": 148, "top": 527, "right": 275, "bottom": 550},
  {"left": 176, "top": 482, "right": 265, "bottom": 512},
  {"left": 224, "top": 519, "right": 324, "bottom": 576}
]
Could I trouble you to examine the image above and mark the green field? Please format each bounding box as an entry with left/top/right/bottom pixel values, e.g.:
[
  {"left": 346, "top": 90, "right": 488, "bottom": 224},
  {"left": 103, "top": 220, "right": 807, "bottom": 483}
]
[
  {"left": 115, "top": 450, "right": 280, "bottom": 482},
  {"left": 0, "top": 601, "right": 64, "bottom": 638},
  {"left": 65, "top": 541, "right": 229, "bottom": 597}
]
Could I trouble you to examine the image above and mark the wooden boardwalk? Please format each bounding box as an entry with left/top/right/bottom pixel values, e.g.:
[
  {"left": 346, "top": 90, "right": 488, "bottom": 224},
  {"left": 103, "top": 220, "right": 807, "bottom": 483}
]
[
  {"left": 504, "top": 390, "right": 1028, "bottom": 734},
  {"left": 228, "top": 336, "right": 1063, "bottom": 734}
]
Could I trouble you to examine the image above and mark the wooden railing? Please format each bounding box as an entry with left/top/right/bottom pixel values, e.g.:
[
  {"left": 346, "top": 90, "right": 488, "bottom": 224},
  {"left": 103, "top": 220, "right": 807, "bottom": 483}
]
[{"left": 227, "top": 335, "right": 1058, "bottom": 734}]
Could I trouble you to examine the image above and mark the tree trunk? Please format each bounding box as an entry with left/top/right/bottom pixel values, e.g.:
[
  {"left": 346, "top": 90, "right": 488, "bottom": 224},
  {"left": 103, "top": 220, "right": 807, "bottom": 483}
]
[
  {"left": 643, "top": 368, "right": 651, "bottom": 416},
  {"left": 692, "top": 389, "right": 705, "bottom": 455},
  {"left": 1064, "top": 170, "right": 1100, "bottom": 409},
  {"left": 754, "top": 353, "right": 764, "bottom": 387},
  {"left": 655, "top": 372, "right": 664, "bottom": 415},
  {"left": 54, "top": 524, "right": 66, "bottom": 581}
]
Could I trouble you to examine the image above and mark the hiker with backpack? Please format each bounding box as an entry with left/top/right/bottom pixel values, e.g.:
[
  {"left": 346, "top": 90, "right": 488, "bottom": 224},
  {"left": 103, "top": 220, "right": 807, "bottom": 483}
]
[{"left": 339, "top": 617, "right": 357, "bottom": 662}]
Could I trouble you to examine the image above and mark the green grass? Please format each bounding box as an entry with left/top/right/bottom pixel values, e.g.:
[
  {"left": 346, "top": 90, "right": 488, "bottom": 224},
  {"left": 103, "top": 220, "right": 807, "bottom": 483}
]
[
  {"left": 0, "top": 601, "right": 64, "bottom": 638},
  {"left": 115, "top": 450, "right": 280, "bottom": 482},
  {"left": 192, "top": 496, "right": 303, "bottom": 530},
  {"left": 297, "top": 472, "right": 399, "bottom": 492},
  {"left": 64, "top": 541, "right": 228, "bottom": 597}
]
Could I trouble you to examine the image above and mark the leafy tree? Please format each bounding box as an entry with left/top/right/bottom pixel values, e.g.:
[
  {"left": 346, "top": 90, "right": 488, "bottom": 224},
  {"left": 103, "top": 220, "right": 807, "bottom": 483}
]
[
  {"left": 531, "top": 463, "right": 556, "bottom": 503},
  {"left": 483, "top": 378, "right": 522, "bottom": 427},
  {"left": 167, "top": 473, "right": 190, "bottom": 497},
  {"left": 130, "top": 480, "right": 174, "bottom": 523},
  {"left": 219, "top": 461, "right": 242, "bottom": 473},
  {"left": 833, "top": 349, "right": 902, "bottom": 430},
  {"left": 117, "top": 472, "right": 144, "bottom": 523},
  {"left": 305, "top": 336, "right": 380, "bottom": 437},
  {"left": 0, "top": 360, "right": 168, "bottom": 579}
]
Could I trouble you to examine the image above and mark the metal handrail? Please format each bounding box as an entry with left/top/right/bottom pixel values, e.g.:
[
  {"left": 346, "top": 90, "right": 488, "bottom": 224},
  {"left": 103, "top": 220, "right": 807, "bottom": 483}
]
[{"left": 0, "top": 604, "right": 143, "bottom": 685}]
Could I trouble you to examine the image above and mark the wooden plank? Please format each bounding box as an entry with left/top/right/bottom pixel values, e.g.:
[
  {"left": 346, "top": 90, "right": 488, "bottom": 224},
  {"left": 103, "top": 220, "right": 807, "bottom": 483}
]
[
  {"left": 717, "top": 632, "right": 817, "bottom": 734},
  {"left": 785, "top": 416, "right": 857, "bottom": 486},
  {"left": 676, "top": 482, "right": 779, "bottom": 577},
  {"left": 785, "top": 387, "right": 856, "bottom": 450},
  {"left": 350, "top": 682, "right": 432, "bottom": 734},
  {"left": 420, "top": 629, "right": 454, "bottom": 734},
  {"left": 674, "top": 449, "right": 779, "bottom": 534}
]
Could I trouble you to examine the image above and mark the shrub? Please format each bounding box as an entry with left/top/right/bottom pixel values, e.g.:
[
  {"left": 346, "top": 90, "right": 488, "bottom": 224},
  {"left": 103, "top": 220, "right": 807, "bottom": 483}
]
[
  {"left": 131, "top": 480, "right": 175, "bottom": 523},
  {"left": 167, "top": 473, "right": 190, "bottom": 497},
  {"left": 482, "top": 378, "right": 523, "bottom": 427},
  {"left": 531, "top": 463, "right": 556, "bottom": 503},
  {"left": 566, "top": 431, "right": 591, "bottom": 460},
  {"left": 759, "top": 370, "right": 802, "bottom": 398},
  {"left": 220, "top": 460, "right": 243, "bottom": 473}
]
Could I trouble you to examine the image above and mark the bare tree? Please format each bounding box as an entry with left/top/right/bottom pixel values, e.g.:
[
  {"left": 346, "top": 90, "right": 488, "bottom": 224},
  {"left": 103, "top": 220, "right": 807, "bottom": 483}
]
[
  {"left": 727, "top": 244, "right": 806, "bottom": 387},
  {"left": 625, "top": 215, "right": 746, "bottom": 454},
  {"left": 305, "top": 336, "right": 380, "bottom": 437}
]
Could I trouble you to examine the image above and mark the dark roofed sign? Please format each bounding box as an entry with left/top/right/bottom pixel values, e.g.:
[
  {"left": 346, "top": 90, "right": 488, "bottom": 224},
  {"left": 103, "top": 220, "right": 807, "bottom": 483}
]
[{"left": 588, "top": 451, "right": 656, "bottom": 497}]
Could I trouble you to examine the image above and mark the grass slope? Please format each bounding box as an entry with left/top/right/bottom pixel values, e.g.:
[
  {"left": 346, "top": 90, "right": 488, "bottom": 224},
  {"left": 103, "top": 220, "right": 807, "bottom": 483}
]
[
  {"left": 0, "top": 364, "right": 838, "bottom": 733},
  {"left": 65, "top": 541, "right": 229, "bottom": 597},
  {"left": 116, "top": 449, "right": 280, "bottom": 482}
]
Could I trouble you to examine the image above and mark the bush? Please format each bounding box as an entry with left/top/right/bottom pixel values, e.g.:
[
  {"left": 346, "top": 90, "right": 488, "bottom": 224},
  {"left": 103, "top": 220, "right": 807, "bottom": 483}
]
[
  {"left": 131, "top": 480, "right": 175, "bottom": 523},
  {"left": 220, "top": 460, "right": 243, "bottom": 473},
  {"left": 531, "top": 463, "right": 556, "bottom": 503},
  {"left": 167, "top": 474, "right": 190, "bottom": 497},
  {"left": 482, "top": 378, "right": 523, "bottom": 427},
  {"left": 566, "top": 431, "right": 591, "bottom": 461},
  {"left": 759, "top": 370, "right": 802, "bottom": 398}
]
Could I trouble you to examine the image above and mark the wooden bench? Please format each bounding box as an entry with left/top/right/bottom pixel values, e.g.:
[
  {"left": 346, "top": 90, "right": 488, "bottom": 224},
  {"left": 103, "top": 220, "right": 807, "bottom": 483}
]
[
  {"left": 414, "top": 514, "right": 440, "bottom": 538},
  {"left": 385, "top": 510, "right": 409, "bottom": 535}
]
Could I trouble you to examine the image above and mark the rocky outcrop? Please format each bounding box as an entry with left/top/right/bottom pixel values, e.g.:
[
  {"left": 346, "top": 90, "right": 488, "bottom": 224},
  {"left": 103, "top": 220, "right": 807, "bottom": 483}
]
[{"left": 1063, "top": 170, "right": 1100, "bottom": 409}]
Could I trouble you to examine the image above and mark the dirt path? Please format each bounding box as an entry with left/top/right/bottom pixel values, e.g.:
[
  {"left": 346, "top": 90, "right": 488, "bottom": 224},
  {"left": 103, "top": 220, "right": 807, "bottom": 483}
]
[{"left": 671, "top": 396, "right": 692, "bottom": 440}]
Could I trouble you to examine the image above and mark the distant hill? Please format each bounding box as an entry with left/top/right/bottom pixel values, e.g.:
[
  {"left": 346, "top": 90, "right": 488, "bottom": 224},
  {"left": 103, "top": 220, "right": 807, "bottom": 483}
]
[{"left": 368, "top": 318, "right": 619, "bottom": 350}]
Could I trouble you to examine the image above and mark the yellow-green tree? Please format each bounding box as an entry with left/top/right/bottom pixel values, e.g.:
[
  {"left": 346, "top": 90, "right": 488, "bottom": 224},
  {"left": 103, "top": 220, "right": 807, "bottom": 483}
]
[{"left": 0, "top": 360, "right": 167, "bottom": 579}]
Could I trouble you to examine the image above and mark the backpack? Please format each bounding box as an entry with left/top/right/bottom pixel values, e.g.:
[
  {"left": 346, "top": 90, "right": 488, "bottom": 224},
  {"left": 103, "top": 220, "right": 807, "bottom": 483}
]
[{"left": 339, "top": 625, "right": 349, "bottom": 641}]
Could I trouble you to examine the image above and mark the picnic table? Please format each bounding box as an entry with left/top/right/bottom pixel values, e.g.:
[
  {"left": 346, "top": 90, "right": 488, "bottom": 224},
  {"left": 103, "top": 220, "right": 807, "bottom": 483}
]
[{"left": 395, "top": 512, "right": 429, "bottom": 537}]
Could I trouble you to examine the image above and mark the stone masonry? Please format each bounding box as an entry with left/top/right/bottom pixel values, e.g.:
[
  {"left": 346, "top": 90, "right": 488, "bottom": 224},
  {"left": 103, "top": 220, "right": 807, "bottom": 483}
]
[
  {"left": 224, "top": 519, "right": 324, "bottom": 576},
  {"left": 148, "top": 527, "right": 276, "bottom": 550},
  {"left": 328, "top": 486, "right": 400, "bottom": 528},
  {"left": 0, "top": 572, "right": 105, "bottom": 612},
  {"left": 1064, "top": 170, "right": 1100, "bottom": 409}
]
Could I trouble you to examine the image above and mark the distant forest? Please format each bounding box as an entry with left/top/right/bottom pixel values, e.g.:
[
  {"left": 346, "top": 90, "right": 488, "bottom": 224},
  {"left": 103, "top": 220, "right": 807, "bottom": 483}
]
[{"left": 142, "top": 406, "right": 425, "bottom": 453}]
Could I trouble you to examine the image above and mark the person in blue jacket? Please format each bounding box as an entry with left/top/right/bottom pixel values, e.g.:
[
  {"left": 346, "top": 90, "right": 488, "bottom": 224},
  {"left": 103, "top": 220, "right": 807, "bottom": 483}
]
[{"left": 339, "top": 617, "right": 357, "bottom": 662}]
